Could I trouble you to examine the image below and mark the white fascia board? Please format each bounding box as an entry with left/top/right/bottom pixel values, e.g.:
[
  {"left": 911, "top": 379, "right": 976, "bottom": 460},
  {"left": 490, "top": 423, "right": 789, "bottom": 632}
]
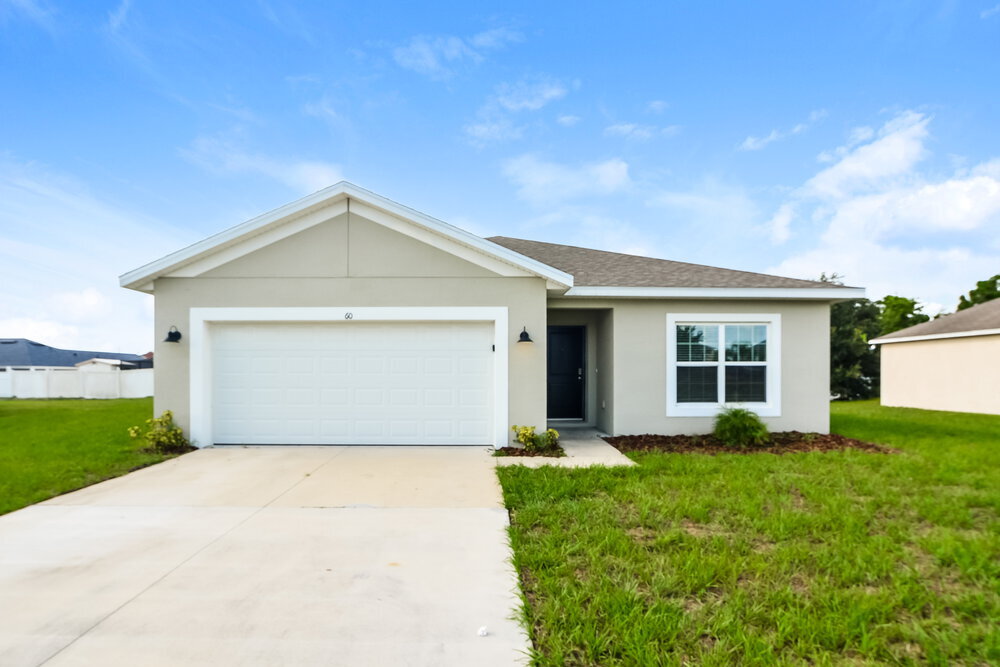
[
  {"left": 119, "top": 184, "right": 352, "bottom": 292},
  {"left": 563, "top": 286, "right": 866, "bottom": 300},
  {"left": 871, "top": 327, "right": 1000, "bottom": 345},
  {"left": 120, "top": 181, "right": 574, "bottom": 293}
]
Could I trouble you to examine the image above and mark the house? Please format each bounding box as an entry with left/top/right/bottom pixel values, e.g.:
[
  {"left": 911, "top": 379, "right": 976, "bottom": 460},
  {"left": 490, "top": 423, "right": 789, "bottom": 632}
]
[
  {"left": 74, "top": 358, "right": 140, "bottom": 371},
  {"left": 871, "top": 298, "right": 1000, "bottom": 415},
  {"left": 119, "top": 182, "right": 863, "bottom": 447},
  {"left": 0, "top": 339, "right": 151, "bottom": 369}
]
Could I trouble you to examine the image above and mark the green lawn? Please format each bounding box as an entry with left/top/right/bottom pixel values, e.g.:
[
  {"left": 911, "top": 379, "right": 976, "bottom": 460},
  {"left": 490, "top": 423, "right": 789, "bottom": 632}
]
[
  {"left": 0, "top": 398, "right": 167, "bottom": 515},
  {"left": 498, "top": 401, "right": 1000, "bottom": 665}
]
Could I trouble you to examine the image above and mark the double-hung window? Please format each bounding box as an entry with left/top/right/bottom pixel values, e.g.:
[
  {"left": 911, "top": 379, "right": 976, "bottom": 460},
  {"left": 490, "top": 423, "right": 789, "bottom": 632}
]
[{"left": 666, "top": 314, "right": 781, "bottom": 417}]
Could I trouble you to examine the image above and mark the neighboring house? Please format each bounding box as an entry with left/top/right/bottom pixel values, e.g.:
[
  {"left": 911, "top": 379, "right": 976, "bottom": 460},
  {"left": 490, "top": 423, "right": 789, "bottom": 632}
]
[
  {"left": 0, "top": 339, "right": 152, "bottom": 368},
  {"left": 119, "top": 182, "right": 863, "bottom": 447},
  {"left": 871, "top": 298, "right": 1000, "bottom": 415}
]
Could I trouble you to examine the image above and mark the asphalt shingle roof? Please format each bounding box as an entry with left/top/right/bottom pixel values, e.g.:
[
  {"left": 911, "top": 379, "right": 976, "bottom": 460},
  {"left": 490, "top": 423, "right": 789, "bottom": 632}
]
[
  {"left": 877, "top": 298, "right": 1000, "bottom": 340},
  {"left": 0, "top": 339, "right": 147, "bottom": 367},
  {"left": 487, "top": 236, "right": 836, "bottom": 289}
]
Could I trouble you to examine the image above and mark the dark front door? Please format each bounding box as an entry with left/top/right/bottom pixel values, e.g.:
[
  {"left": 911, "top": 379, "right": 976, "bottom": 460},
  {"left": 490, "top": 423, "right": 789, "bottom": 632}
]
[{"left": 547, "top": 326, "right": 585, "bottom": 419}]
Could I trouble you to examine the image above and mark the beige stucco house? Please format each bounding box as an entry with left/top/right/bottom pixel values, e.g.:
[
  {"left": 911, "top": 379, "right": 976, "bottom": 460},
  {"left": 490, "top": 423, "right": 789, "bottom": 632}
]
[
  {"left": 120, "top": 182, "right": 863, "bottom": 447},
  {"left": 871, "top": 299, "right": 1000, "bottom": 415}
]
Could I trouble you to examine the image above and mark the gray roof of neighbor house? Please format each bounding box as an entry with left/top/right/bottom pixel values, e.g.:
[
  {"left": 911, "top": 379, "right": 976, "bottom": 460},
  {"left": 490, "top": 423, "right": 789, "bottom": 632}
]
[
  {"left": 487, "top": 237, "right": 838, "bottom": 289},
  {"left": 874, "top": 298, "right": 1000, "bottom": 342},
  {"left": 0, "top": 339, "right": 147, "bottom": 367}
]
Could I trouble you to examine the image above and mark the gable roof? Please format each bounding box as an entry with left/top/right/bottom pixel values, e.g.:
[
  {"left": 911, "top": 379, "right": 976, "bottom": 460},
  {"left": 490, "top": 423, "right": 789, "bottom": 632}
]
[
  {"left": 488, "top": 237, "right": 864, "bottom": 300},
  {"left": 0, "top": 339, "right": 146, "bottom": 367},
  {"left": 120, "top": 181, "right": 862, "bottom": 301},
  {"left": 120, "top": 182, "right": 574, "bottom": 293},
  {"left": 872, "top": 298, "right": 1000, "bottom": 344}
]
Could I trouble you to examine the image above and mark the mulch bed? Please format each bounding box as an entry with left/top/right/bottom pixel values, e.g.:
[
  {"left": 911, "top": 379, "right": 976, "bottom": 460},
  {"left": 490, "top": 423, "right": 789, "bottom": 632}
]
[
  {"left": 604, "top": 431, "right": 898, "bottom": 456},
  {"left": 494, "top": 446, "right": 567, "bottom": 458}
]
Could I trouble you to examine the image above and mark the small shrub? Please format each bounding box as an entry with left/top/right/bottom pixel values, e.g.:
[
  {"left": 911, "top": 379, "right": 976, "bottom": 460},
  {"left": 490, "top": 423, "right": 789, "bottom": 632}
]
[
  {"left": 713, "top": 407, "right": 770, "bottom": 447},
  {"left": 128, "top": 410, "right": 193, "bottom": 454},
  {"left": 511, "top": 425, "right": 561, "bottom": 453}
]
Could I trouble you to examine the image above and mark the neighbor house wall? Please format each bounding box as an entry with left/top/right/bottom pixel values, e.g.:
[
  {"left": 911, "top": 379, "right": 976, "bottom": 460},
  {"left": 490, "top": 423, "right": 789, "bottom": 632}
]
[
  {"left": 880, "top": 335, "right": 1000, "bottom": 415},
  {"left": 548, "top": 298, "right": 831, "bottom": 435},
  {"left": 153, "top": 211, "right": 548, "bottom": 443}
]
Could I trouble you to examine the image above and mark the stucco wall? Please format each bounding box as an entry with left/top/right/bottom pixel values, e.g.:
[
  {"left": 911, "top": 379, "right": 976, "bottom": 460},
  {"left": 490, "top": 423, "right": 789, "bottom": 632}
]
[
  {"left": 880, "top": 335, "right": 1000, "bottom": 415},
  {"left": 154, "top": 212, "right": 547, "bottom": 443},
  {"left": 548, "top": 298, "right": 831, "bottom": 435}
]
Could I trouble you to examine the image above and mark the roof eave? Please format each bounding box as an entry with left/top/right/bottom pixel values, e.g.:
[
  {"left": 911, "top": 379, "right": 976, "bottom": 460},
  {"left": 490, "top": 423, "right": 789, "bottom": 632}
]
[
  {"left": 871, "top": 327, "right": 1000, "bottom": 345},
  {"left": 560, "top": 286, "right": 866, "bottom": 300}
]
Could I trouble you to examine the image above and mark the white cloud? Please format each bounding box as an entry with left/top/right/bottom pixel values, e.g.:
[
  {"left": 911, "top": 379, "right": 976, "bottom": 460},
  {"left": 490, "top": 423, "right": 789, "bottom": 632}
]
[
  {"left": 803, "top": 111, "right": 928, "bottom": 199},
  {"left": 605, "top": 123, "right": 655, "bottom": 141},
  {"left": 0, "top": 317, "right": 80, "bottom": 350},
  {"left": 766, "top": 110, "right": 1000, "bottom": 306},
  {"left": 467, "top": 27, "right": 523, "bottom": 50},
  {"left": 47, "top": 288, "right": 114, "bottom": 323},
  {"left": 303, "top": 95, "right": 352, "bottom": 134},
  {"left": 181, "top": 135, "right": 342, "bottom": 194},
  {"left": 739, "top": 109, "right": 827, "bottom": 151},
  {"left": 648, "top": 180, "right": 761, "bottom": 229},
  {"left": 509, "top": 205, "right": 656, "bottom": 258},
  {"left": 392, "top": 28, "right": 521, "bottom": 79},
  {"left": 557, "top": 114, "right": 581, "bottom": 127},
  {"left": 257, "top": 0, "right": 316, "bottom": 46},
  {"left": 0, "top": 158, "right": 190, "bottom": 353},
  {"left": 106, "top": 0, "right": 130, "bottom": 33},
  {"left": 817, "top": 125, "right": 875, "bottom": 163},
  {"left": 0, "top": 0, "right": 55, "bottom": 30},
  {"left": 502, "top": 154, "right": 631, "bottom": 205},
  {"left": 646, "top": 100, "right": 669, "bottom": 114},
  {"left": 819, "top": 175, "right": 1000, "bottom": 245},
  {"left": 771, "top": 241, "right": 997, "bottom": 307},
  {"left": 494, "top": 78, "right": 567, "bottom": 111},
  {"left": 464, "top": 75, "right": 569, "bottom": 147},
  {"left": 463, "top": 118, "right": 522, "bottom": 145},
  {"left": 982, "top": 3, "right": 1000, "bottom": 19},
  {"left": 604, "top": 122, "right": 680, "bottom": 142},
  {"left": 766, "top": 203, "right": 795, "bottom": 244}
]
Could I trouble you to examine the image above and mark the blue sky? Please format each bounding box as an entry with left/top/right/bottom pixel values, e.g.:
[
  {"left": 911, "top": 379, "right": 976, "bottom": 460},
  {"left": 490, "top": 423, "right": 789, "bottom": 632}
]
[{"left": 2, "top": 0, "right": 999, "bottom": 353}]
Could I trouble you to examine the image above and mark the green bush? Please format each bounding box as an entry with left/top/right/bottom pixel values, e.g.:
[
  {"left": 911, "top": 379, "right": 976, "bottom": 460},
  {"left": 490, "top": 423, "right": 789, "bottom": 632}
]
[
  {"left": 511, "top": 425, "right": 561, "bottom": 453},
  {"left": 128, "top": 410, "right": 193, "bottom": 454},
  {"left": 713, "top": 407, "right": 770, "bottom": 447}
]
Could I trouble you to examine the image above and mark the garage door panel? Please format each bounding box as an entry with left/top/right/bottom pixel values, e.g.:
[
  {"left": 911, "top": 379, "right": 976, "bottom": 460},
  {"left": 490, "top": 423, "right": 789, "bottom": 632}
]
[{"left": 211, "top": 321, "right": 494, "bottom": 445}]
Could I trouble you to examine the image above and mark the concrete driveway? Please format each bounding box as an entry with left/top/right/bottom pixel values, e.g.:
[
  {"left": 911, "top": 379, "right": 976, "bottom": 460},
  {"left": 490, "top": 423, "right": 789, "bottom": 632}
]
[{"left": 0, "top": 447, "right": 530, "bottom": 666}]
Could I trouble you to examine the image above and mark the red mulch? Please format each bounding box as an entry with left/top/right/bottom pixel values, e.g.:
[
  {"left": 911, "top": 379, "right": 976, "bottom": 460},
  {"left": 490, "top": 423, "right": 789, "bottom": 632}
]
[
  {"left": 604, "top": 431, "right": 897, "bottom": 456},
  {"left": 494, "top": 446, "right": 567, "bottom": 458}
]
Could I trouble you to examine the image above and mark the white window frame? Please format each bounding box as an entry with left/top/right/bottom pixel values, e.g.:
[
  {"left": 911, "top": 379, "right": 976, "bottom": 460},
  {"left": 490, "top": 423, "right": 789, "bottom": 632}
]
[{"left": 666, "top": 313, "right": 781, "bottom": 417}]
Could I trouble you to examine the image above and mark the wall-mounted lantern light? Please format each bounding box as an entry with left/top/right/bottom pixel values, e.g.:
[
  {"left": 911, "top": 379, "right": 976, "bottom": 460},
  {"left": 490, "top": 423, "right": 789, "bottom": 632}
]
[
  {"left": 517, "top": 327, "right": 533, "bottom": 344},
  {"left": 164, "top": 326, "right": 183, "bottom": 343}
]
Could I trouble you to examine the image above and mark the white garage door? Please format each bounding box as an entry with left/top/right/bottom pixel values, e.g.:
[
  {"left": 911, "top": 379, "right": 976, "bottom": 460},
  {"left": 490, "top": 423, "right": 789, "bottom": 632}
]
[{"left": 211, "top": 322, "right": 494, "bottom": 445}]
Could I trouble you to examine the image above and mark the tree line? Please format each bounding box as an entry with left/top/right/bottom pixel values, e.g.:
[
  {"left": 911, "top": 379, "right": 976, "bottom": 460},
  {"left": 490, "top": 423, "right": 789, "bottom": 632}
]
[{"left": 825, "top": 273, "right": 1000, "bottom": 400}]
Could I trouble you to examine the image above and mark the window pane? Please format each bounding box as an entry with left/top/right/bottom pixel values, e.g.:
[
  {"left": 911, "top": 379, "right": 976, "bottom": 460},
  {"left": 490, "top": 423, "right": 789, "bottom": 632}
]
[
  {"left": 725, "top": 324, "right": 767, "bottom": 361},
  {"left": 751, "top": 325, "right": 767, "bottom": 361},
  {"left": 677, "top": 325, "right": 718, "bottom": 362},
  {"left": 725, "top": 366, "right": 766, "bottom": 402},
  {"left": 677, "top": 366, "right": 718, "bottom": 403}
]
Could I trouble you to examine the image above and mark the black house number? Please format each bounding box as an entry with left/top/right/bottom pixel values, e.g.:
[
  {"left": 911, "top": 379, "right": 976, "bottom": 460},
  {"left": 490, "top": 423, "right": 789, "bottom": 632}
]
[{"left": 344, "top": 312, "right": 354, "bottom": 320}]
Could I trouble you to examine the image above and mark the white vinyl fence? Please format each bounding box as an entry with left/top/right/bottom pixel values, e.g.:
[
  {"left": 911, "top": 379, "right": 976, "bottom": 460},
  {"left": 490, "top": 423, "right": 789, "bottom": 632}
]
[{"left": 0, "top": 367, "right": 153, "bottom": 399}]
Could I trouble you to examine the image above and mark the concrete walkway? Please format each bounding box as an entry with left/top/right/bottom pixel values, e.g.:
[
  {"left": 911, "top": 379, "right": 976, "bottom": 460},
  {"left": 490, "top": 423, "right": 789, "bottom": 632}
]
[
  {"left": 495, "top": 428, "right": 635, "bottom": 468},
  {"left": 0, "top": 447, "right": 530, "bottom": 666}
]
